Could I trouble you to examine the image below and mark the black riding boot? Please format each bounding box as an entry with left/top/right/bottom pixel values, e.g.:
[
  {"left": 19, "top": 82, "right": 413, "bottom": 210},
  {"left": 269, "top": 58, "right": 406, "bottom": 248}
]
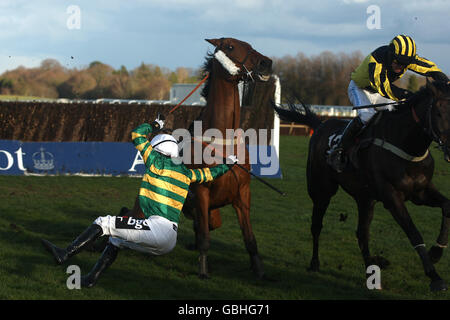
[
  {"left": 41, "top": 223, "right": 103, "bottom": 265},
  {"left": 81, "top": 242, "right": 119, "bottom": 288},
  {"left": 328, "top": 117, "right": 364, "bottom": 173}
]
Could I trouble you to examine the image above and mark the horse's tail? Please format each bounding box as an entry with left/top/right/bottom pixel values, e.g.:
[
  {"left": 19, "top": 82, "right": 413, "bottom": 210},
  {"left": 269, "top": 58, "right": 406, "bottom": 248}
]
[{"left": 272, "top": 98, "right": 322, "bottom": 130}]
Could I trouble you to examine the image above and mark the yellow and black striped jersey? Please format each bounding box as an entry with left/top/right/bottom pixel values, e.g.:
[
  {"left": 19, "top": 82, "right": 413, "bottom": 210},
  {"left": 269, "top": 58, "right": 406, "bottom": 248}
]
[{"left": 351, "top": 45, "right": 448, "bottom": 101}]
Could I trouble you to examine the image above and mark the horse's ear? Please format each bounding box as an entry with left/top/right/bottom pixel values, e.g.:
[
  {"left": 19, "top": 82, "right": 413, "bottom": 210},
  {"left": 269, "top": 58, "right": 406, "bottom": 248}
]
[
  {"left": 205, "top": 38, "right": 221, "bottom": 47},
  {"left": 426, "top": 77, "right": 439, "bottom": 96}
]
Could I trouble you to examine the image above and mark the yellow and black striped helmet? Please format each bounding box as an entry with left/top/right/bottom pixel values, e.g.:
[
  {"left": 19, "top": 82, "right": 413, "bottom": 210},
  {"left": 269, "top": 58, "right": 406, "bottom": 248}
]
[{"left": 389, "top": 35, "right": 416, "bottom": 65}]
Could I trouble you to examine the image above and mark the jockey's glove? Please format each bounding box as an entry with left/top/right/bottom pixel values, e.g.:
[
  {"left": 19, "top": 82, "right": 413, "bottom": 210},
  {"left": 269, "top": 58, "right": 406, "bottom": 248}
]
[
  {"left": 226, "top": 155, "right": 238, "bottom": 167},
  {"left": 151, "top": 119, "right": 165, "bottom": 132}
]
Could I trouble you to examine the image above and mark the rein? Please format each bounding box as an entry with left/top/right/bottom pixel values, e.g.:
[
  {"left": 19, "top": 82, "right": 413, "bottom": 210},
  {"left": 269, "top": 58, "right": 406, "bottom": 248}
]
[
  {"left": 168, "top": 73, "right": 210, "bottom": 115},
  {"left": 369, "top": 94, "right": 441, "bottom": 162},
  {"left": 187, "top": 137, "right": 286, "bottom": 196},
  {"left": 410, "top": 95, "right": 445, "bottom": 147}
]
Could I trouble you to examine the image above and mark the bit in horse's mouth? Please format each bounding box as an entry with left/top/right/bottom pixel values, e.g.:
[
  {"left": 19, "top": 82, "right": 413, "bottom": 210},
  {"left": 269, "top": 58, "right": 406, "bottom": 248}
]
[{"left": 257, "top": 74, "right": 271, "bottom": 81}]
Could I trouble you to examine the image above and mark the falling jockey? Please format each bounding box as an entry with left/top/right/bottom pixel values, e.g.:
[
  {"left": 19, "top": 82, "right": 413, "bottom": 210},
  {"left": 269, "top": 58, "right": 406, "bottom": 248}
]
[{"left": 41, "top": 117, "right": 238, "bottom": 288}]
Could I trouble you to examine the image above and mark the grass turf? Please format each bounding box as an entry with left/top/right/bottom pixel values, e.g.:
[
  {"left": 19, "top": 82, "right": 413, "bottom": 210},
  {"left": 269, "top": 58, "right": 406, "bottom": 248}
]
[{"left": 0, "top": 135, "right": 449, "bottom": 299}]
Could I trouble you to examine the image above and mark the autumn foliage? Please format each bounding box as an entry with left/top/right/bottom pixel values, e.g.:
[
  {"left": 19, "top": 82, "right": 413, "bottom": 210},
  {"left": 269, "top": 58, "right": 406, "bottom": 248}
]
[
  {"left": 0, "top": 52, "right": 422, "bottom": 104},
  {"left": 0, "top": 59, "right": 199, "bottom": 100}
]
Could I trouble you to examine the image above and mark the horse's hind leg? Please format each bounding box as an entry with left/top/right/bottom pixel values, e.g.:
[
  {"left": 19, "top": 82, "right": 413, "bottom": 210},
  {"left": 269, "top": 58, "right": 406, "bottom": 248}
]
[
  {"left": 308, "top": 179, "right": 338, "bottom": 272},
  {"left": 232, "top": 185, "right": 264, "bottom": 279},
  {"left": 355, "top": 197, "right": 390, "bottom": 269},
  {"left": 308, "top": 197, "right": 332, "bottom": 272}
]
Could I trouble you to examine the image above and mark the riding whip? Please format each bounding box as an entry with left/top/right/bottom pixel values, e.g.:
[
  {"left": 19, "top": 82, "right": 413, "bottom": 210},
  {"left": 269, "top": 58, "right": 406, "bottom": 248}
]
[
  {"left": 352, "top": 99, "right": 408, "bottom": 110},
  {"left": 194, "top": 137, "right": 287, "bottom": 197}
]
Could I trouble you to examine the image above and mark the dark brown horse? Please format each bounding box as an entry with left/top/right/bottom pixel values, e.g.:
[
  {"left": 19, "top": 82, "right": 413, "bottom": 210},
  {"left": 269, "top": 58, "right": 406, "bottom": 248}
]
[
  {"left": 181, "top": 38, "right": 273, "bottom": 279},
  {"left": 273, "top": 80, "right": 450, "bottom": 291}
]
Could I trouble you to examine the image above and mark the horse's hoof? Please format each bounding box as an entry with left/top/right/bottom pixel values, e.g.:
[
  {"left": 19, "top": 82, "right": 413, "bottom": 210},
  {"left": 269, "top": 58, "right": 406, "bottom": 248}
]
[
  {"left": 308, "top": 260, "right": 320, "bottom": 272},
  {"left": 429, "top": 246, "right": 444, "bottom": 264},
  {"left": 430, "top": 279, "right": 448, "bottom": 292},
  {"left": 367, "top": 256, "right": 390, "bottom": 270}
]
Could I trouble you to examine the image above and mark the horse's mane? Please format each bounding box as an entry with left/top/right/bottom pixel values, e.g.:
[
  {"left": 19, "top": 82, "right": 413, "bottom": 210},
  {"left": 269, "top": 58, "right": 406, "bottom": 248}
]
[
  {"left": 374, "top": 81, "right": 448, "bottom": 130},
  {"left": 380, "top": 82, "right": 446, "bottom": 119},
  {"left": 200, "top": 51, "right": 214, "bottom": 99},
  {"left": 407, "top": 80, "right": 449, "bottom": 105}
]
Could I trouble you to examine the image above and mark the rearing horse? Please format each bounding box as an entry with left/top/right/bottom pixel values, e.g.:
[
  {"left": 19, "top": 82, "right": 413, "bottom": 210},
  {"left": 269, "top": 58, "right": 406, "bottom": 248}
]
[
  {"left": 182, "top": 38, "right": 273, "bottom": 279},
  {"left": 273, "top": 80, "right": 450, "bottom": 291}
]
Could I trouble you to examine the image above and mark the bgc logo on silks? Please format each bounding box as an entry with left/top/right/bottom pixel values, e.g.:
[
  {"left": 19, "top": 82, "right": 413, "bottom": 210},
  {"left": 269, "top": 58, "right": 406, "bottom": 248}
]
[{"left": 115, "top": 216, "right": 151, "bottom": 230}]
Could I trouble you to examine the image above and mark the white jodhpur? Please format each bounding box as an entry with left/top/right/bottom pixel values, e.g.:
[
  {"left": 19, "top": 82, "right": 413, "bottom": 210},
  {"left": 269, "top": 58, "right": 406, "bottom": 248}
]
[
  {"left": 348, "top": 80, "right": 395, "bottom": 124},
  {"left": 94, "top": 214, "right": 177, "bottom": 255}
]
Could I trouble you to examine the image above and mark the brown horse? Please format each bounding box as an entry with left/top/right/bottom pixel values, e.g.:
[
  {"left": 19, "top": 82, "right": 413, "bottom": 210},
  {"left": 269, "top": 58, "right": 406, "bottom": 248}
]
[
  {"left": 121, "top": 38, "right": 273, "bottom": 279},
  {"left": 181, "top": 38, "right": 273, "bottom": 279},
  {"left": 273, "top": 80, "right": 450, "bottom": 291}
]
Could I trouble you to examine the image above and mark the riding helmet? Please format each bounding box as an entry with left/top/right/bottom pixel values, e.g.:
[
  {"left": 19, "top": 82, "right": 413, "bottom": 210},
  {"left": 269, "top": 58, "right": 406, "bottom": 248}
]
[
  {"left": 151, "top": 134, "right": 179, "bottom": 158},
  {"left": 389, "top": 35, "right": 416, "bottom": 66}
]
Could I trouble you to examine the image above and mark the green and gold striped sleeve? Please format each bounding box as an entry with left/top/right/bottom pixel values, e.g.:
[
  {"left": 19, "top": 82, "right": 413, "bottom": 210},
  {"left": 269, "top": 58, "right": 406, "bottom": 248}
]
[
  {"left": 188, "top": 164, "right": 231, "bottom": 183},
  {"left": 131, "top": 123, "right": 154, "bottom": 165}
]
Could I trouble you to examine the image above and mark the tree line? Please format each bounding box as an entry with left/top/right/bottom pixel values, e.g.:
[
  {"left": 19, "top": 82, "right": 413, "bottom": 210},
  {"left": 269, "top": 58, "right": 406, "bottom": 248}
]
[
  {"left": 0, "top": 52, "right": 424, "bottom": 105},
  {"left": 0, "top": 59, "right": 199, "bottom": 100}
]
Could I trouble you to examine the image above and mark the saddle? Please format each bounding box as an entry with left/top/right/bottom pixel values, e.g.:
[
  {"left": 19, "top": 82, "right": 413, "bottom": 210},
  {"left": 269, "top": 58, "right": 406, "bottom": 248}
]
[
  {"left": 327, "top": 111, "right": 429, "bottom": 173},
  {"left": 327, "top": 113, "right": 382, "bottom": 172}
]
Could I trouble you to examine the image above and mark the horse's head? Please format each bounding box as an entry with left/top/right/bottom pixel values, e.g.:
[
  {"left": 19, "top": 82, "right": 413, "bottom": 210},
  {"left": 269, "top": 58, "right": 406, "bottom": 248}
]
[
  {"left": 426, "top": 79, "right": 450, "bottom": 162},
  {"left": 205, "top": 37, "right": 272, "bottom": 82}
]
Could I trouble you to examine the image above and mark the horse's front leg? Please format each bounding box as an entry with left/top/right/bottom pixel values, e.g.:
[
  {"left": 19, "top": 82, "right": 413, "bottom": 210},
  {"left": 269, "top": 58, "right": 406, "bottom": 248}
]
[
  {"left": 412, "top": 183, "right": 450, "bottom": 264},
  {"left": 383, "top": 185, "right": 447, "bottom": 291}
]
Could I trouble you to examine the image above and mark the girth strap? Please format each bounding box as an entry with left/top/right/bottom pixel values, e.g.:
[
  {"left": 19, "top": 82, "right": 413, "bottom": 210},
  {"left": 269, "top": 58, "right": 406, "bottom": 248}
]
[{"left": 372, "top": 138, "right": 429, "bottom": 162}]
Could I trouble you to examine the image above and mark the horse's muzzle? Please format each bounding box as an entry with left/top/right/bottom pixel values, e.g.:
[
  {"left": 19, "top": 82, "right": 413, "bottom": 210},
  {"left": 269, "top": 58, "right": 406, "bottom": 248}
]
[{"left": 255, "top": 58, "right": 272, "bottom": 82}]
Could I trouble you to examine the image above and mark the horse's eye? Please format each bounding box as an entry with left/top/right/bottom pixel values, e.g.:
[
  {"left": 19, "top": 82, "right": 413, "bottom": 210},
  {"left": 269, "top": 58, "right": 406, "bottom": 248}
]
[{"left": 227, "top": 45, "right": 234, "bottom": 51}]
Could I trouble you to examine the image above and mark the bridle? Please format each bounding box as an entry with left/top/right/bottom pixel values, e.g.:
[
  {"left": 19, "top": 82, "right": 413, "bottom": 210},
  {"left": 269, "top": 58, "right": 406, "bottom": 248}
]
[
  {"left": 411, "top": 92, "right": 449, "bottom": 148},
  {"left": 214, "top": 38, "right": 256, "bottom": 81}
]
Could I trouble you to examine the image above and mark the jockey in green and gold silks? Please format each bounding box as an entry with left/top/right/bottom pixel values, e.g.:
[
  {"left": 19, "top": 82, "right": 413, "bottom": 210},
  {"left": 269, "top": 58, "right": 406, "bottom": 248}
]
[
  {"left": 41, "top": 117, "right": 238, "bottom": 288},
  {"left": 132, "top": 122, "right": 232, "bottom": 224}
]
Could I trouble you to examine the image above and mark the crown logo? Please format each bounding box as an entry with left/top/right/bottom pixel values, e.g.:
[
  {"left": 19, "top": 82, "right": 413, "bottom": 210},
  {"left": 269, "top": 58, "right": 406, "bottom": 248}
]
[{"left": 32, "top": 147, "right": 55, "bottom": 170}]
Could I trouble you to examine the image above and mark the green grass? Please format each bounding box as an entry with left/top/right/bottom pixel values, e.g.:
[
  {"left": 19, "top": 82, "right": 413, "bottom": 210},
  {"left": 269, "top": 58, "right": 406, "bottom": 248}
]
[{"left": 0, "top": 135, "right": 449, "bottom": 299}]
